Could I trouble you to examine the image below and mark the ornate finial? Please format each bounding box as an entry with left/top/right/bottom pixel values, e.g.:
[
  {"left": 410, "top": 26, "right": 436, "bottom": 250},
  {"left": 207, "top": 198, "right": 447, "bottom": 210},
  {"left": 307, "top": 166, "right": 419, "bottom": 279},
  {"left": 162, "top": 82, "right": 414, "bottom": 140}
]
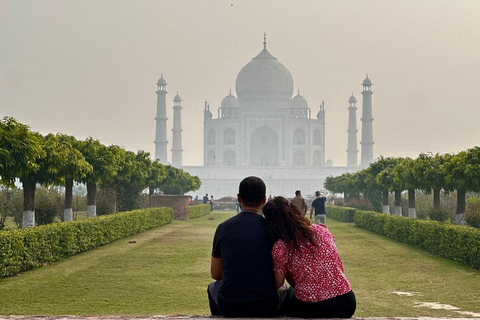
[
  {"left": 161, "top": 73, "right": 163, "bottom": 78},
  {"left": 229, "top": 89, "right": 232, "bottom": 95},
  {"left": 298, "top": 89, "right": 300, "bottom": 95},
  {"left": 366, "top": 73, "right": 369, "bottom": 78},
  {"left": 263, "top": 33, "right": 267, "bottom": 49}
]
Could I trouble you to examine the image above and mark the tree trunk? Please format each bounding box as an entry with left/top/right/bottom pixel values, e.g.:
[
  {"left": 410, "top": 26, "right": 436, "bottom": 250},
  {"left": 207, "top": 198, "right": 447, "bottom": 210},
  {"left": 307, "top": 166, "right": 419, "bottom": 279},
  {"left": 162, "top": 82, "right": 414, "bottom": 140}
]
[
  {"left": 394, "top": 190, "right": 402, "bottom": 216},
  {"left": 408, "top": 188, "right": 416, "bottom": 218},
  {"left": 87, "top": 182, "right": 97, "bottom": 218},
  {"left": 149, "top": 187, "right": 154, "bottom": 207},
  {"left": 433, "top": 189, "right": 441, "bottom": 211},
  {"left": 382, "top": 190, "right": 390, "bottom": 214},
  {"left": 456, "top": 189, "right": 466, "bottom": 225},
  {"left": 64, "top": 178, "right": 74, "bottom": 221},
  {"left": 21, "top": 176, "right": 36, "bottom": 228}
]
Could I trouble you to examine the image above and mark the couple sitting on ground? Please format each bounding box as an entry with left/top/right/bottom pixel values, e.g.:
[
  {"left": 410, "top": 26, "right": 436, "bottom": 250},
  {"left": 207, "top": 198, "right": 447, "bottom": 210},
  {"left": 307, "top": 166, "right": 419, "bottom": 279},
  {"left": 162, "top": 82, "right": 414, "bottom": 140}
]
[{"left": 207, "top": 176, "right": 356, "bottom": 318}]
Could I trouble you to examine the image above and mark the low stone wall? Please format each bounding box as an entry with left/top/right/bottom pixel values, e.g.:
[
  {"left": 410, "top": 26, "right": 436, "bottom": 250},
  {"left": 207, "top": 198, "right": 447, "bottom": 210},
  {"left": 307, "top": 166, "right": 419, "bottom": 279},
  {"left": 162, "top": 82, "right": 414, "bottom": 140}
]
[{"left": 150, "top": 195, "right": 192, "bottom": 220}]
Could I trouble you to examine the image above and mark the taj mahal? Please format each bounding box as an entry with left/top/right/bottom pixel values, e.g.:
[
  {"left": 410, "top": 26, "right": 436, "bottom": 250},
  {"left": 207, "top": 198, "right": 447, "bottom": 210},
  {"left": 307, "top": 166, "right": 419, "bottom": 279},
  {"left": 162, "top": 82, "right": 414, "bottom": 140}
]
[{"left": 154, "top": 36, "right": 374, "bottom": 198}]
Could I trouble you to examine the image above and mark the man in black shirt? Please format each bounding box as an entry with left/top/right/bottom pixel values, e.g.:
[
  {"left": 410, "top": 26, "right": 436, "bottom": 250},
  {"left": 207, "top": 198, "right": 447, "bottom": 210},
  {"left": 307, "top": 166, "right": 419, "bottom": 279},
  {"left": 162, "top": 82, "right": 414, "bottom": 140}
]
[
  {"left": 207, "top": 176, "right": 279, "bottom": 317},
  {"left": 310, "top": 191, "right": 329, "bottom": 224}
]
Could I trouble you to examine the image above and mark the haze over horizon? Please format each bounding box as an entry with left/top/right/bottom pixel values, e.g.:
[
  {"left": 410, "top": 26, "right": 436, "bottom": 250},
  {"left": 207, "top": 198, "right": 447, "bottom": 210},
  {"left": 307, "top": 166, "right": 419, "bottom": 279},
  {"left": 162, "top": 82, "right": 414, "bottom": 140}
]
[{"left": 1, "top": 1, "right": 479, "bottom": 167}]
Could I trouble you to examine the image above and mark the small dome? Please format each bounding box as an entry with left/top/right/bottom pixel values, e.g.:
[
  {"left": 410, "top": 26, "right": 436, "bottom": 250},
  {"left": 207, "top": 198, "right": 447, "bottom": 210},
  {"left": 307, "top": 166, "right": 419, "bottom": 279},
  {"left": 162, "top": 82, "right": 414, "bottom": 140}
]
[
  {"left": 174, "top": 93, "right": 182, "bottom": 101},
  {"left": 221, "top": 92, "right": 239, "bottom": 108},
  {"left": 362, "top": 76, "right": 372, "bottom": 85},
  {"left": 290, "top": 91, "right": 308, "bottom": 108},
  {"left": 348, "top": 94, "right": 357, "bottom": 103},
  {"left": 157, "top": 76, "right": 167, "bottom": 86}
]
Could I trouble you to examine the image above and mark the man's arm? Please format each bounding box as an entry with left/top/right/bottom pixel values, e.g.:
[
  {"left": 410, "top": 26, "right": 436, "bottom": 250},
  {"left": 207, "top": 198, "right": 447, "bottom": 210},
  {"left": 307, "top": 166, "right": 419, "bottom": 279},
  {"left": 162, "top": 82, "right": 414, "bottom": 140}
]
[
  {"left": 274, "top": 272, "right": 286, "bottom": 289},
  {"left": 211, "top": 256, "right": 223, "bottom": 280},
  {"left": 310, "top": 206, "right": 314, "bottom": 219}
]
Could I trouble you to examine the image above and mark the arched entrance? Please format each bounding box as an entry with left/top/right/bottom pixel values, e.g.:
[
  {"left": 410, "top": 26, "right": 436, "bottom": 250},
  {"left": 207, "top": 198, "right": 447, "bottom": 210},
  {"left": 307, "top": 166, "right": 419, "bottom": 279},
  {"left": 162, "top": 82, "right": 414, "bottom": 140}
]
[{"left": 250, "top": 126, "right": 278, "bottom": 166}]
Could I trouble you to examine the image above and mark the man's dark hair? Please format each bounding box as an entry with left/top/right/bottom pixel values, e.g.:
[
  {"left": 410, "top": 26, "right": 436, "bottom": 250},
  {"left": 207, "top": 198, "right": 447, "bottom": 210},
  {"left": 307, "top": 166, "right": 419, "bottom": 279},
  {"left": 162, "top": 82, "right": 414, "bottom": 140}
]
[
  {"left": 295, "top": 190, "right": 301, "bottom": 196},
  {"left": 315, "top": 191, "right": 320, "bottom": 196},
  {"left": 239, "top": 176, "right": 266, "bottom": 207}
]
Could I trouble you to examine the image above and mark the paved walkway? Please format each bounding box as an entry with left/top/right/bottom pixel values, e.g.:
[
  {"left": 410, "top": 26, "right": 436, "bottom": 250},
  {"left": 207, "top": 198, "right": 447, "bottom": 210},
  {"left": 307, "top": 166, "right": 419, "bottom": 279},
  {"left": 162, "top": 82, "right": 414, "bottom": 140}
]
[{"left": 0, "top": 317, "right": 479, "bottom": 320}]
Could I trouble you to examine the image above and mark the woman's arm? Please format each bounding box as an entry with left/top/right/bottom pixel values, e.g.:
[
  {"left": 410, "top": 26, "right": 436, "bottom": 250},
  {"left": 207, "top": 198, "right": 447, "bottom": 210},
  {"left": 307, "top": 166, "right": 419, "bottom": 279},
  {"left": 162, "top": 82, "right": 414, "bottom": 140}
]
[
  {"left": 286, "top": 271, "right": 295, "bottom": 288},
  {"left": 274, "top": 272, "right": 286, "bottom": 289}
]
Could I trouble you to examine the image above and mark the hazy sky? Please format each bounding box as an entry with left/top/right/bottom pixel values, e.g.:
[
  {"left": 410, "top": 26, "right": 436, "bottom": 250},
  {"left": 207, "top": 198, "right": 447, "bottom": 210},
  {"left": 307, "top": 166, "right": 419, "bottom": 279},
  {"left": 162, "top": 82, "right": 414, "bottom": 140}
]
[{"left": 1, "top": 1, "right": 479, "bottom": 166}]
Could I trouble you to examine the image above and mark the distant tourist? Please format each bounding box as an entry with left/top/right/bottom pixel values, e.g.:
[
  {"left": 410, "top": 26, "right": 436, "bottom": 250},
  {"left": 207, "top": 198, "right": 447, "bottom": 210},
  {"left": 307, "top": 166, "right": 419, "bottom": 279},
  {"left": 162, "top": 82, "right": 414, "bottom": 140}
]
[
  {"left": 203, "top": 193, "right": 209, "bottom": 204},
  {"left": 268, "top": 194, "right": 273, "bottom": 202},
  {"left": 236, "top": 197, "right": 241, "bottom": 214},
  {"left": 210, "top": 195, "right": 214, "bottom": 212},
  {"left": 310, "top": 191, "right": 329, "bottom": 224},
  {"left": 194, "top": 195, "right": 199, "bottom": 202},
  {"left": 290, "top": 190, "right": 308, "bottom": 215},
  {"left": 207, "top": 176, "right": 283, "bottom": 317},
  {"left": 263, "top": 196, "right": 356, "bottom": 318}
]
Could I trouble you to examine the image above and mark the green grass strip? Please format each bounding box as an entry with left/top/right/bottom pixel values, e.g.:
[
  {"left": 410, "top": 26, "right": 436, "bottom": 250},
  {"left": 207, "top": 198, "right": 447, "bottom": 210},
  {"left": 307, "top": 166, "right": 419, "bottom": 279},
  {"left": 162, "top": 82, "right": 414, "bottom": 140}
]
[{"left": 0, "top": 211, "right": 479, "bottom": 317}]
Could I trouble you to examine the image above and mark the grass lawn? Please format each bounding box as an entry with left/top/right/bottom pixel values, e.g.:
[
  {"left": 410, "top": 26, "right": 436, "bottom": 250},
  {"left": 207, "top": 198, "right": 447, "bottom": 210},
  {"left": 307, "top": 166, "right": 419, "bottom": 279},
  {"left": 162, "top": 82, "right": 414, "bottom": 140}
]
[{"left": 0, "top": 211, "right": 479, "bottom": 317}]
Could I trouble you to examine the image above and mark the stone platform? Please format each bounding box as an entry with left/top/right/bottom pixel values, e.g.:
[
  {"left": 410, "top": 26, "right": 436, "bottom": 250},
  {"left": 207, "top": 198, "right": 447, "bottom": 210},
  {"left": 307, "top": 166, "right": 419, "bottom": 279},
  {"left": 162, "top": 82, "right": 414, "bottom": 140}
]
[{"left": 0, "top": 317, "right": 479, "bottom": 320}]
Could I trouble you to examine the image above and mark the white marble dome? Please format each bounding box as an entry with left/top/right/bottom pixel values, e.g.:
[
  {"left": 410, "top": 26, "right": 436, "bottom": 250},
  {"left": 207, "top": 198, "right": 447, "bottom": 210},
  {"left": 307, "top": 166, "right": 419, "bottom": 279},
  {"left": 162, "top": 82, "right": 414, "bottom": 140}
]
[
  {"left": 235, "top": 48, "right": 294, "bottom": 101},
  {"left": 290, "top": 91, "right": 308, "bottom": 108},
  {"left": 221, "top": 92, "right": 239, "bottom": 108}
]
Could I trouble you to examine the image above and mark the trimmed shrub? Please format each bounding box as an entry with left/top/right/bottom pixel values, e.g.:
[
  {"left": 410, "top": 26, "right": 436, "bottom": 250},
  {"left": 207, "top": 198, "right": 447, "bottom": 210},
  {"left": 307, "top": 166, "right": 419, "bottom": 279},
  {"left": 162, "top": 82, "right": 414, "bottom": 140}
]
[
  {"left": 428, "top": 208, "right": 449, "bottom": 222},
  {"left": 0, "top": 207, "right": 173, "bottom": 278},
  {"left": 466, "top": 199, "right": 480, "bottom": 228},
  {"left": 189, "top": 204, "right": 211, "bottom": 219},
  {"left": 326, "top": 205, "right": 356, "bottom": 223},
  {"left": 354, "top": 210, "right": 480, "bottom": 270},
  {"left": 346, "top": 198, "right": 374, "bottom": 211}
]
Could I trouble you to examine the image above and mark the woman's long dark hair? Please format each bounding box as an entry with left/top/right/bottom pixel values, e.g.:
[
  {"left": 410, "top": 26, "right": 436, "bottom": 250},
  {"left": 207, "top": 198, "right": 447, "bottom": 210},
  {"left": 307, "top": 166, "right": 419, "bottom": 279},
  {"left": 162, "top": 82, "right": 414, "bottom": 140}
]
[{"left": 263, "top": 196, "right": 316, "bottom": 248}]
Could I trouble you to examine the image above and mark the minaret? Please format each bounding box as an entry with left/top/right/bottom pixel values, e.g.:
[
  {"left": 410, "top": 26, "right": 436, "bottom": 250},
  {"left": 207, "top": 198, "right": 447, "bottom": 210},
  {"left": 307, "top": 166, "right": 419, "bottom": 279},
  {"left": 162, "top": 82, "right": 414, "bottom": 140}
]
[
  {"left": 316, "top": 100, "right": 326, "bottom": 166},
  {"left": 154, "top": 75, "right": 168, "bottom": 164},
  {"left": 360, "top": 75, "right": 374, "bottom": 167},
  {"left": 347, "top": 93, "right": 358, "bottom": 167},
  {"left": 203, "top": 101, "right": 213, "bottom": 166},
  {"left": 171, "top": 93, "right": 183, "bottom": 167}
]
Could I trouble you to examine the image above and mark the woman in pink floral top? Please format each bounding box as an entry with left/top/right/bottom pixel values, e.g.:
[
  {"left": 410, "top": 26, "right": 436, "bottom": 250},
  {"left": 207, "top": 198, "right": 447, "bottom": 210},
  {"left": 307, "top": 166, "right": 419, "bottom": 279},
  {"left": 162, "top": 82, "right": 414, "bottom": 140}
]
[{"left": 263, "top": 196, "right": 356, "bottom": 318}]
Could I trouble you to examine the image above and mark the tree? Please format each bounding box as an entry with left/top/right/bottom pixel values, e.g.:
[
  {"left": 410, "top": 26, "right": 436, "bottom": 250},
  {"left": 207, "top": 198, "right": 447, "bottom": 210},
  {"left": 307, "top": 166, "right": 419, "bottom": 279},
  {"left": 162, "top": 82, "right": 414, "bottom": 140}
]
[
  {"left": 18, "top": 133, "right": 71, "bottom": 227},
  {"left": 157, "top": 165, "right": 201, "bottom": 195},
  {"left": 373, "top": 157, "right": 401, "bottom": 214},
  {"left": 412, "top": 153, "right": 452, "bottom": 212},
  {"left": 445, "top": 147, "right": 480, "bottom": 225},
  {"left": 376, "top": 157, "right": 403, "bottom": 216},
  {"left": 77, "top": 138, "right": 119, "bottom": 217},
  {"left": 393, "top": 157, "right": 420, "bottom": 218},
  {"left": 56, "top": 134, "right": 92, "bottom": 221},
  {"left": 146, "top": 160, "right": 167, "bottom": 196},
  {"left": 1, "top": 117, "right": 53, "bottom": 227}
]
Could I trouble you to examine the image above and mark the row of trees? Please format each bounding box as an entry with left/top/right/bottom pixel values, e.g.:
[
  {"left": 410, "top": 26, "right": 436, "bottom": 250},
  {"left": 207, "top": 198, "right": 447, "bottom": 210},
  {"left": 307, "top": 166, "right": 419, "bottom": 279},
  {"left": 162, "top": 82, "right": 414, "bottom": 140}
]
[
  {"left": 0, "top": 117, "right": 201, "bottom": 228},
  {"left": 324, "top": 147, "right": 480, "bottom": 225}
]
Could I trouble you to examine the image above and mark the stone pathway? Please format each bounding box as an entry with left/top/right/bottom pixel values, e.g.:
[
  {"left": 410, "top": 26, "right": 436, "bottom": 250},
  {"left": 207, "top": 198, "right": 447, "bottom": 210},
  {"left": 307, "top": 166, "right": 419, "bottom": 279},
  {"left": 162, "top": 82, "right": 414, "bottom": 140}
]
[{"left": 0, "top": 317, "right": 479, "bottom": 320}]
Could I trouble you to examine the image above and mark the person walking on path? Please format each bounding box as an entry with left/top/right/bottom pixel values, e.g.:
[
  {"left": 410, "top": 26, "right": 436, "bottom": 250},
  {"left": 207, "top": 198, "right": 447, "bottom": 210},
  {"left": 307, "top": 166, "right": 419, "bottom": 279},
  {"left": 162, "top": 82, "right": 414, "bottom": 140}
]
[
  {"left": 263, "top": 196, "right": 356, "bottom": 318},
  {"left": 290, "top": 190, "right": 308, "bottom": 215},
  {"left": 310, "top": 191, "right": 329, "bottom": 224},
  {"left": 210, "top": 195, "right": 214, "bottom": 212},
  {"left": 203, "top": 193, "right": 209, "bottom": 204},
  {"left": 207, "top": 176, "right": 282, "bottom": 317}
]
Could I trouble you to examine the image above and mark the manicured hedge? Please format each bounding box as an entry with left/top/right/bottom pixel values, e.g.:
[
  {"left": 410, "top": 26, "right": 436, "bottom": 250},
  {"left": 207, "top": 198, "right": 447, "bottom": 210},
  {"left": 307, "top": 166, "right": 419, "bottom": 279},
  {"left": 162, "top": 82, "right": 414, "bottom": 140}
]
[
  {"left": 354, "top": 210, "right": 480, "bottom": 270},
  {"left": 189, "top": 204, "right": 211, "bottom": 219},
  {"left": 326, "top": 205, "right": 356, "bottom": 223},
  {"left": 0, "top": 207, "right": 173, "bottom": 278}
]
